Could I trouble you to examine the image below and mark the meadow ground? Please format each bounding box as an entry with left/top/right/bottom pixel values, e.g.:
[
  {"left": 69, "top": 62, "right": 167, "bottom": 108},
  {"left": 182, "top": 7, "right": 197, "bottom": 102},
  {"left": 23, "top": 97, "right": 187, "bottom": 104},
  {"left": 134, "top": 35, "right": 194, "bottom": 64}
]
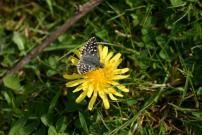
[{"left": 0, "top": 0, "right": 202, "bottom": 134}]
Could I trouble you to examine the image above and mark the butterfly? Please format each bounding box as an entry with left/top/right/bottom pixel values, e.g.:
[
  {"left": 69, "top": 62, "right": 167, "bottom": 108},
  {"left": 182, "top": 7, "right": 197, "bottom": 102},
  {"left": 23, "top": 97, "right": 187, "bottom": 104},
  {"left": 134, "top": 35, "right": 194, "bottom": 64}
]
[{"left": 77, "top": 37, "right": 104, "bottom": 74}]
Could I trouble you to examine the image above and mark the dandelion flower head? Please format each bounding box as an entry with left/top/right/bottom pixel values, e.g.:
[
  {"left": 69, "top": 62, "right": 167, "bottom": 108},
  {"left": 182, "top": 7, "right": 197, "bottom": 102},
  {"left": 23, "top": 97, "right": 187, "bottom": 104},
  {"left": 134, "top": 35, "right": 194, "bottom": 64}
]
[{"left": 63, "top": 39, "right": 129, "bottom": 110}]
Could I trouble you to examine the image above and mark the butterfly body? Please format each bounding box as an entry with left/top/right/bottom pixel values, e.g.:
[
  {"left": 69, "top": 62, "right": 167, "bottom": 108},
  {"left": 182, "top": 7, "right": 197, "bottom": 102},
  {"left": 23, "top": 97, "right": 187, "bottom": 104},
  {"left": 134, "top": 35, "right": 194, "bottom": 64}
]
[{"left": 77, "top": 37, "right": 103, "bottom": 74}]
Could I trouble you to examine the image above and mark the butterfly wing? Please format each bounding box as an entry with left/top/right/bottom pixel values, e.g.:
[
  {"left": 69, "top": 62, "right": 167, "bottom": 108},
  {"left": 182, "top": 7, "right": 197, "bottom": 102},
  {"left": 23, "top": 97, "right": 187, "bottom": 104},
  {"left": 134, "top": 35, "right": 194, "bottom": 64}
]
[
  {"left": 80, "top": 37, "right": 99, "bottom": 58},
  {"left": 77, "top": 37, "right": 102, "bottom": 74},
  {"left": 77, "top": 60, "right": 96, "bottom": 74}
]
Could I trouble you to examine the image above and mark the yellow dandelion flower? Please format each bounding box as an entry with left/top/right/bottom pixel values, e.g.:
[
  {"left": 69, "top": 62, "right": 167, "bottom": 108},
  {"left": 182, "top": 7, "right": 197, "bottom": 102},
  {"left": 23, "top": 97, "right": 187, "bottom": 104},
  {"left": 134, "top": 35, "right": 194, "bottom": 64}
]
[{"left": 63, "top": 45, "right": 129, "bottom": 110}]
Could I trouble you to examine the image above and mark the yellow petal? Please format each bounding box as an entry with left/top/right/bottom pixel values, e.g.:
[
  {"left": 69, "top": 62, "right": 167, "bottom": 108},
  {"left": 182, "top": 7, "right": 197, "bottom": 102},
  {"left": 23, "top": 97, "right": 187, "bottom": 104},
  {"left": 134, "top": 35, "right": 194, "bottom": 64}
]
[
  {"left": 109, "top": 93, "right": 117, "bottom": 101},
  {"left": 114, "top": 58, "right": 122, "bottom": 67},
  {"left": 66, "top": 79, "right": 84, "bottom": 87},
  {"left": 114, "top": 68, "right": 129, "bottom": 74},
  {"left": 108, "top": 81, "right": 119, "bottom": 86},
  {"left": 109, "top": 58, "right": 122, "bottom": 68},
  {"left": 113, "top": 92, "right": 123, "bottom": 97},
  {"left": 108, "top": 81, "right": 129, "bottom": 92},
  {"left": 112, "top": 75, "right": 129, "bottom": 80},
  {"left": 108, "top": 81, "right": 123, "bottom": 88},
  {"left": 99, "top": 91, "right": 110, "bottom": 109},
  {"left": 88, "top": 91, "right": 97, "bottom": 110},
  {"left": 82, "top": 81, "right": 89, "bottom": 91},
  {"left": 76, "top": 91, "right": 87, "bottom": 103},
  {"left": 73, "top": 85, "right": 83, "bottom": 93},
  {"left": 70, "top": 56, "right": 79, "bottom": 65},
  {"left": 110, "top": 53, "right": 121, "bottom": 63},
  {"left": 74, "top": 50, "right": 80, "bottom": 58},
  {"left": 101, "top": 46, "right": 108, "bottom": 60},
  {"left": 63, "top": 73, "right": 82, "bottom": 79},
  {"left": 87, "top": 85, "right": 94, "bottom": 98},
  {"left": 98, "top": 45, "right": 103, "bottom": 52},
  {"left": 104, "top": 51, "right": 114, "bottom": 64},
  {"left": 117, "top": 85, "right": 129, "bottom": 92},
  {"left": 108, "top": 88, "right": 123, "bottom": 97}
]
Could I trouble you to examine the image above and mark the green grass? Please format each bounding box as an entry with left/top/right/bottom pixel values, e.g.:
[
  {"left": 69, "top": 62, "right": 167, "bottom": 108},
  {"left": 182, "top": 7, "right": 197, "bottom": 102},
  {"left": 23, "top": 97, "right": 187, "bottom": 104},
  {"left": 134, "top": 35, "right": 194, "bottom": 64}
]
[{"left": 0, "top": 0, "right": 202, "bottom": 134}]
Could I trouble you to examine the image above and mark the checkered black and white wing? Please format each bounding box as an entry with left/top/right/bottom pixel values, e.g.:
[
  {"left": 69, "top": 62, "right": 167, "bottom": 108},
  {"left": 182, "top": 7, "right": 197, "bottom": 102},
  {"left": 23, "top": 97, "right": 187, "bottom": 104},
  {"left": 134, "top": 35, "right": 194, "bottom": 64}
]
[
  {"left": 77, "top": 60, "right": 96, "bottom": 74},
  {"left": 77, "top": 37, "right": 102, "bottom": 74},
  {"left": 80, "top": 37, "right": 99, "bottom": 57}
]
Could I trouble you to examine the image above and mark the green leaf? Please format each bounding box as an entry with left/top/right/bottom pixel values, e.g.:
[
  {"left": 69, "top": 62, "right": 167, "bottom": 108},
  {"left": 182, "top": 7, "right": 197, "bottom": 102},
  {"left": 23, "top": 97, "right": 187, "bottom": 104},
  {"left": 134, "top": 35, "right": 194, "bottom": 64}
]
[
  {"left": 41, "top": 114, "right": 52, "bottom": 127},
  {"left": 95, "top": 29, "right": 108, "bottom": 40},
  {"left": 12, "top": 31, "right": 26, "bottom": 55},
  {"left": 56, "top": 116, "right": 68, "bottom": 132},
  {"left": 48, "top": 91, "right": 60, "bottom": 114},
  {"left": 35, "top": 125, "right": 46, "bottom": 135},
  {"left": 19, "top": 120, "right": 40, "bottom": 135},
  {"left": 45, "top": 0, "right": 54, "bottom": 15},
  {"left": 0, "top": 68, "right": 6, "bottom": 77},
  {"left": 183, "top": 120, "right": 202, "bottom": 135},
  {"left": 8, "top": 118, "right": 27, "bottom": 135},
  {"left": 48, "top": 125, "right": 58, "bottom": 135},
  {"left": 0, "top": 131, "right": 5, "bottom": 135},
  {"left": 131, "top": 14, "right": 139, "bottom": 26},
  {"left": 2, "top": 91, "right": 12, "bottom": 106},
  {"left": 2, "top": 91, "right": 23, "bottom": 116},
  {"left": 127, "top": 99, "right": 137, "bottom": 106},
  {"left": 57, "top": 133, "right": 69, "bottom": 135},
  {"left": 170, "top": 0, "right": 185, "bottom": 6},
  {"left": 197, "top": 87, "right": 202, "bottom": 96},
  {"left": 159, "top": 49, "right": 169, "bottom": 61},
  {"left": 79, "top": 112, "right": 89, "bottom": 135},
  {"left": 125, "top": 0, "right": 133, "bottom": 7},
  {"left": 47, "top": 69, "right": 57, "bottom": 77},
  {"left": 48, "top": 56, "right": 57, "bottom": 67},
  {"left": 3, "top": 75, "right": 24, "bottom": 94}
]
